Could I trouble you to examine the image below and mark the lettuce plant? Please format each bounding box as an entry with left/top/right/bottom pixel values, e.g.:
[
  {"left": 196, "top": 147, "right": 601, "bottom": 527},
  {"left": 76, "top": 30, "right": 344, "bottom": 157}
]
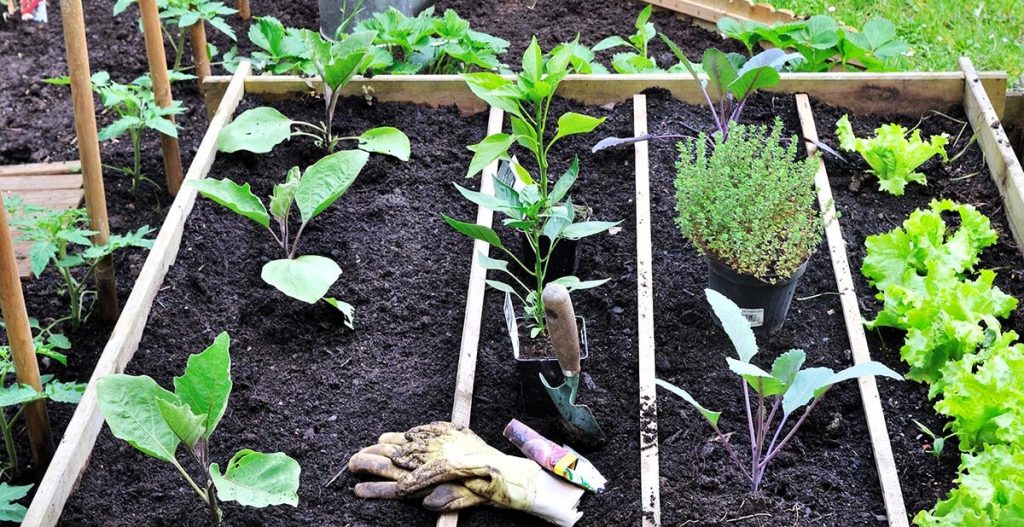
[
  {"left": 97, "top": 333, "right": 300, "bottom": 523},
  {"left": 657, "top": 289, "right": 901, "bottom": 491},
  {"left": 218, "top": 31, "right": 410, "bottom": 156},
  {"left": 7, "top": 199, "right": 153, "bottom": 328},
  {"left": 914, "top": 444, "right": 1024, "bottom": 526},
  {"left": 862, "top": 200, "right": 1016, "bottom": 385},
  {"left": 445, "top": 38, "right": 619, "bottom": 336},
  {"left": 192, "top": 152, "right": 361, "bottom": 326},
  {"left": 836, "top": 115, "right": 949, "bottom": 196}
]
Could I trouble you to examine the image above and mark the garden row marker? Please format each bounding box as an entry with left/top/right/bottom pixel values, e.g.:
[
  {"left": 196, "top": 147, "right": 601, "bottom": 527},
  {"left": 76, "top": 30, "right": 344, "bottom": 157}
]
[
  {"left": 795, "top": 94, "right": 909, "bottom": 527},
  {"left": 203, "top": 72, "right": 1009, "bottom": 121},
  {"left": 0, "top": 193, "right": 55, "bottom": 467},
  {"left": 139, "top": 0, "right": 184, "bottom": 195},
  {"left": 236, "top": 0, "right": 249, "bottom": 20},
  {"left": 632, "top": 94, "right": 661, "bottom": 527},
  {"left": 436, "top": 105, "right": 504, "bottom": 527},
  {"left": 959, "top": 57, "right": 1024, "bottom": 254},
  {"left": 59, "top": 0, "right": 119, "bottom": 322},
  {"left": 190, "top": 22, "right": 212, "bottom": 96},
  {"left": 20, "top": 61, "right": 253, "bottom": 527}
]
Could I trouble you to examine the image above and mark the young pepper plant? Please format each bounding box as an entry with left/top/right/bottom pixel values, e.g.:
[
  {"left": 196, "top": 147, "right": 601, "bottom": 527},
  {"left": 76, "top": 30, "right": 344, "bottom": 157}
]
[
  {"left": 217, "top": 30, "right": 409, "bottom": 157},
  {"left": 7, "top": 199, "right": 154, "bottom": 329},
  {"left": 96, "top": 333, "right": 300, "bottom": 523},
  {"left": 591, "top": 5, "right": 686, "bottom": 73},
  {"left": 657, "top": 289, "right": 901, "bottom": 491},
  {"left": 445, "top": 38, "right": 620, "bottom": 336},
  {"left": 192, "top": 151, "right": 365, "bottom": 327}
]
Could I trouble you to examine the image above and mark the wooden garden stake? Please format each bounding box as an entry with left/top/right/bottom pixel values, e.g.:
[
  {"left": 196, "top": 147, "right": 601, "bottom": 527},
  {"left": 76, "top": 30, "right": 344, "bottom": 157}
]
[
  {"left": 139, "top": 0, "right": 184, "bottom": 195},
  {"left": 0, "top": 193, "right": 55, "bottom": 467},
  {"left": 6, "top": 0, "right": 16, "bottom": 17},
  {"left": 236, "top": 0, "right": 249, "bottom": 20},
  {"left": 189, "top": 21, "right": 211, "bottom": 95},
  {"left": 59, "top": 0, "right": 120, "bottom": 323}
]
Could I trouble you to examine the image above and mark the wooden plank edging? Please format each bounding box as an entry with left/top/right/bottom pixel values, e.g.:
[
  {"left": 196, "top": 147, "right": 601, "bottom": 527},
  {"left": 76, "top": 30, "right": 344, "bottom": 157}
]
[
  {"left": 201, "top": 72, "right": 1008, "bottom": 122},
  {"left": 20, "top": 60, "right": 253, "bottom": 527},
  {"left": 794, "top": 94, "right": 909, "bottom": 526},
  {"left": 633, "top": 94, "right": 661, "bottom": 527},
  {"left": 436, "top": 106, "right": 504, "bottom": 527},
  {"left": 959, "top": 58, "right": 1024, "bottom": 256},
  {"left": 0, "top": 161, "right": 81, "bottom": 178},
  {"left": 640, "top": 0, "right": 798, "bottom": 25}
]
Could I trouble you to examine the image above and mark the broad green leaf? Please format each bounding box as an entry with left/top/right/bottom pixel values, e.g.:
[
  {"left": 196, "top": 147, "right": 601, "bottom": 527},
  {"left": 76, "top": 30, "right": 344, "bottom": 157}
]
[
  {"left": 726, "top": 357, "right": 772, "bottom": 379},
  {"left": 466, "top": 133, "right": 515, "bottom": 178},
  {"left": 295, "top": 150, "right": 369, "bottom": 223},
  {"left": 560, "top": 221, "right": 620, "bottom": 240},
  {"left": 476, "top": 251, "right": 509, "bottom": 272},
  {"left": 549, "top": 158, "right": 579, "bottom": 205},
  {"left": 656, "top": 379, "right": 720, "bottom": 427},
  {"left": 705, "top": 289, "right": 758, "bottom": 362},
  {"left": 729, "top": 48, "right": 802, "bottom": 100},
  {"left": 442, "top": 215, "right": 505, "bottom": 249},
  {"left": 156, "top": 398, "right": 207, "bottom": 448},
  {"left": 522, "top": 37, "right": 543, "bottom": 81},
  {"left": 593, "top": 36, "right": 631, "bottom": 52},
  {"left": 462, "top": 72, "right": 522, "bottom": 119},
  {"left": 262, "top": 255, "right": 342, "bottom": 304},
  {"left": 192, "top": 178, "right": 270, "bottom": 228},
  {"left": 824, "top": 361, "right": 902, "bottom": 389},
  {"left": 217, "top": 107, "right": 294, "bottom": 154},
  {"left": 28, "top": 241, "right": 56, "bottom": 277},
  {"left": 324, "top": 297, "right": 355, "bottom": 330},
  {"left": 0, "top": 384, "right": 45, "bottom": 407},
  {"left": 210, "top": 450, "right": 300, "bottom": 507},
  {"left": 96, "top": 375, "right": 180, "bottom": 463},
  {"left": 44, "top": 380, "right": 85, "bottom": 403},
  {"left": 357, "top": 127, "right": 410, "bottom": 160},
  {"left": 767, "top": 349, "right": 806, "bottom": 395},
  {"left": 781, "top": 367, "right": 833, "bottom": 416},
  {"left": 173, "top": 332, "right": 232, "bottom": 439},
  {"left": 0, "top": 483, "right": 32, "bottom": 523},
  {"left": 702, "top": 48, "right": 737, "bottom": 100},
  {"left": 550, "top": 275, "right": 609, "bottom": 291},
  {"left": 454, "top": 183, "right": 509, "bottom": 212},
  {"left": 484, "top": 280, "right": 518, "bottom": 295},
  {"left": 270, "top": 167, "right": 301, "bottom": 222},
  {"left": 551, "top": 112, "right": 606, "bottom": 145}
]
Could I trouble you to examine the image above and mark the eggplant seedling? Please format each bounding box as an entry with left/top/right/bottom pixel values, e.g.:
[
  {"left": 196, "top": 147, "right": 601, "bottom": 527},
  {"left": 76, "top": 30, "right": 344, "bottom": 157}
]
[
  {"left": 192, "top": 151, "right": 363, "bottom": 327},
  {"left": 96, "top": 333, "right": 301, "bottom": 523},
  {"left": 217, "top": 30, "right": 410, "bottom": 157},
  {"left": 446, "top": 38, "right": 620, "bottom": 336},
  {"left": 657, "top": 289, "right": 902, "bottom": 491}
]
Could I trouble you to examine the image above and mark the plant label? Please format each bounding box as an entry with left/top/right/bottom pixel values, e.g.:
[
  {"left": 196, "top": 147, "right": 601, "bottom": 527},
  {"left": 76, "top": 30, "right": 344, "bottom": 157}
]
[
  {"left": 740, "top": 308, "right": 764, "bottom": 328},
  {"left": 504, "top": 292, "right": 520, "bottom": 358}
]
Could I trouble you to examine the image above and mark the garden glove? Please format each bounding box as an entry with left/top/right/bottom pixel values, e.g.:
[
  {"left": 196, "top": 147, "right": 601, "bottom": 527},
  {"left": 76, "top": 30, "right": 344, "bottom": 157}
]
[{"left": 348, "top": 421, "right": 585, "bottom": 527}]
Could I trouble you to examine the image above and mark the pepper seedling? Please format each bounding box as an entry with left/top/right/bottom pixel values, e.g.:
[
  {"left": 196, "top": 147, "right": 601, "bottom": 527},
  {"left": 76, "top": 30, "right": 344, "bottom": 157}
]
[
  {"left": 445, "top": 38, "right": 620, "bottom": 337},
  {"left": 97, "top": 333, "right": 301, "bottom": 523},
  {"left": 217, "top": 30, "right": 410, "bottom": 157},
  {"left": 192, "top": 151, "right": 364, "bottom": 327},
  {"left": 657, "top": 289, "right": 902, "bottom": 491}
]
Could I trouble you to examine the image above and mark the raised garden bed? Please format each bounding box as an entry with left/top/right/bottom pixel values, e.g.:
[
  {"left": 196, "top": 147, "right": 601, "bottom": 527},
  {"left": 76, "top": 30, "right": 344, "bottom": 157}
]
[{"left": 11, "top": 55, "right": 1022, "bottom": 527}]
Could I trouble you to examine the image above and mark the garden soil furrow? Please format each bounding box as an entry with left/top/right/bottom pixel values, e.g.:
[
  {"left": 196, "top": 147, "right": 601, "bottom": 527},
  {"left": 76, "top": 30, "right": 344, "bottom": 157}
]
[
  {"left": 808, "top": 99, "right": 1024, "bottom": 520},
  {"left": 645, "top": 89, "right": 888, "bottom": 526}
]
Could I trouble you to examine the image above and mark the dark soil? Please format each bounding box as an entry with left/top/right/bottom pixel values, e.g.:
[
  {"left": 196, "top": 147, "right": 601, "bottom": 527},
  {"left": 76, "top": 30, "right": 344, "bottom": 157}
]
[
  {"left": 808, "top": 100, "right": 1024, "bottom": 520},
  {"left": 644, "top": 89, "right": 888, "bottom": 526}
]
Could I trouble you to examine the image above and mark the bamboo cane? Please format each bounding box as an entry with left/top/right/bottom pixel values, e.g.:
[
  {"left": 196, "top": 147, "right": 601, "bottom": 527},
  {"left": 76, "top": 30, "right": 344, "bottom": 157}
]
[
  {"left": 139, "top": 0, "right": 184, "bottom": 195},
  {"left": 189, "top": 21, "right": 211, "bottom": 96},
  {"left": 236, "top": 0, "right": 249, "bottom": 20},
  {"left": 0, "top": 193, "right": 54, "bottom": 467}
]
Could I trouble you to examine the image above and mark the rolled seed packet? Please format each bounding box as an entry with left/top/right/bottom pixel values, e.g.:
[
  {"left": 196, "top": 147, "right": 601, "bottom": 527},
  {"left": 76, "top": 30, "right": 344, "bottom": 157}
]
[{"left": 503, "top": 418, "right": 608, "bottom": 493}]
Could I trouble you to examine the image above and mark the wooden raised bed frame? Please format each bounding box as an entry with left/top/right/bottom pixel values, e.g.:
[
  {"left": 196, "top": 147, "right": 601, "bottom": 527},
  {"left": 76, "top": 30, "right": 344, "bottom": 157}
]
[{"left": 19, "top": 61, "right": 1023, "bottom": 526}]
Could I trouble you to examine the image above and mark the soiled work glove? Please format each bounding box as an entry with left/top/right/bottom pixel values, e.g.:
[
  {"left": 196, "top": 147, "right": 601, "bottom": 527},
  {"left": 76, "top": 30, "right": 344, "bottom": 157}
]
[{"left": 348, "top": 422, "right": 584, "bottom": 527}]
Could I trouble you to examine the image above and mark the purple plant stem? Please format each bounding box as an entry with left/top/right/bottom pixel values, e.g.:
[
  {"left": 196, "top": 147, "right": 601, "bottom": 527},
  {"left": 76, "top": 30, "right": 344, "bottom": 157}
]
[{"left": 752, "top": 397, "right": 825, "bottom": 490}]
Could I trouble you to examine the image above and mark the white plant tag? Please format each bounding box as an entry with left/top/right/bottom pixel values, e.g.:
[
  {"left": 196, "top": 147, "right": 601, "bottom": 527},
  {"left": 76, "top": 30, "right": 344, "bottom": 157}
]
[
  {"left": 741, "top": 308, "right": 765, "bottom": 327},
  {"left": 504, "top": 292, "right": 520, "bottom": 358}
]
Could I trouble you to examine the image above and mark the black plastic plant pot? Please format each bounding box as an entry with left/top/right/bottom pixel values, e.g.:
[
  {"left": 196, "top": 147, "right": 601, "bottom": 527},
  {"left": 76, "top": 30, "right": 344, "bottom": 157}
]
[
  {"left": 519, "top": 234, "right": 583, "bottom": 284},
  {"left": 509, "top": 316, "right": 589, "bottom": 417},
  {"left": 318, "top": 0, "right": 432, "bottom": 39},
  {"left": 706, "top": 256, "right": 808, "bottom": 335}
]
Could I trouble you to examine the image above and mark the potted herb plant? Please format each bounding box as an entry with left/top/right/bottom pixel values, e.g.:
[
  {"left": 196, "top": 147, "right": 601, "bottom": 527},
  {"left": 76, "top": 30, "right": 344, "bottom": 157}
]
[
  {"left": 674, "top": 120, "right": 822, "bottom": 334},
  {"left": 444, "top": 38, "right": 619, "bottom": 408}
]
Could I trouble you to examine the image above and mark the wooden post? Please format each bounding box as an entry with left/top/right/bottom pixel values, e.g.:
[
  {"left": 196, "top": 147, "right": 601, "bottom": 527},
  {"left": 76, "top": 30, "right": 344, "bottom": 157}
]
[
  {"left": 139, "top": 0, "right": 184, "bottom": 195},
  {"left": 189, "top": 22, "right": 211, "bottom": 96},
  {"left": 6, "top": 0, "right": 16, "bottom": 17},
  {"left": 0, "top": 194, "right": 55, "bottom": 468},
  {"left": 236, "top": 0, "right": 249, "bottom": 20},
  {"left": 59, "top": 0, "right": 119, "bottom": 323}
]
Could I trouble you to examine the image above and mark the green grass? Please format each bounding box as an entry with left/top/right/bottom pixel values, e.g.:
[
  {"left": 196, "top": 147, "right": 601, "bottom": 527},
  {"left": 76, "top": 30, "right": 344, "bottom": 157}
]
[{"left": 768, "top": 0, "right": 1024, "bottom": 85}]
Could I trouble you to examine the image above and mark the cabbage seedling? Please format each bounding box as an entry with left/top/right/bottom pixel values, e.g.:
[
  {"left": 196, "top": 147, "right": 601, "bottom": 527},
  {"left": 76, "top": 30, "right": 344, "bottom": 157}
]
[
  {"left": 97, "top": 333, "right": 301, "bottom": 523},
  {"left": 217, "top": 30, "right": 410, "bottom": 157},
  {"left": 192, "top": 151, "right": 363, "bottom": 326},
  {"left": 657, "top": 289, "right": 902, "bottom": 491}
]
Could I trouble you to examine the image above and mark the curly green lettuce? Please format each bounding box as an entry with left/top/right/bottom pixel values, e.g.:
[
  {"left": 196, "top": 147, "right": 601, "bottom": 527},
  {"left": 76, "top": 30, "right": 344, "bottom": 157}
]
[
  {"left": 836, "top": 114, "right": 949, "bottom": 196},
  {"left": 914, "top": 444, "right": 1024, "bottom": 526}
]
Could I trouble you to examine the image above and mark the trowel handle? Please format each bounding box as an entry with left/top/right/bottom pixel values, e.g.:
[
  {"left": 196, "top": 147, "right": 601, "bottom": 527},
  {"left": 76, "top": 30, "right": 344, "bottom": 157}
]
[{"left": 543, "top": 283, "right": 581, "bottom": 377}]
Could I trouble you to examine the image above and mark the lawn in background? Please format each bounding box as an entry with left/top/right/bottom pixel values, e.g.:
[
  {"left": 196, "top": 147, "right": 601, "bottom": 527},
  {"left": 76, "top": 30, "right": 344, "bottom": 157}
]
[{"left": 769, "top": 0, "right": 1024, "bottom": 85}]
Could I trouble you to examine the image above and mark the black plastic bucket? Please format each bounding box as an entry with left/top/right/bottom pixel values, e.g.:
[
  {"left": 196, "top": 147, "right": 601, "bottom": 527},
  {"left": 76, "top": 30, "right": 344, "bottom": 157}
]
[
  {"left": 706, "top": 256, "right": 808, "bottom": 335},
  {"left": 511, "top": 316, "right": 589, "bottom": 416},
  {"left": 319, "top": 0, "right": 433, "bottom": 39},
  {"left": 519, "top": 234, "right": 583, "bottom": 284}
]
